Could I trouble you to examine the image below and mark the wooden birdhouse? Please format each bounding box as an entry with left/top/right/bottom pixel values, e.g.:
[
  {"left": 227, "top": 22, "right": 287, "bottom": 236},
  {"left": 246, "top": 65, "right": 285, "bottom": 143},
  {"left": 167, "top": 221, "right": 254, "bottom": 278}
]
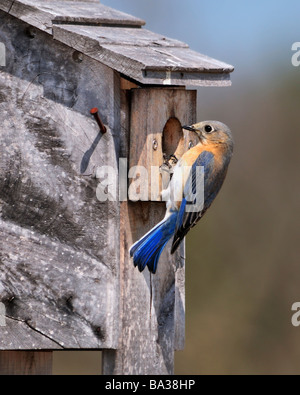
[{"left": 0, "top": 0, "right": 234, "bottom": 375}]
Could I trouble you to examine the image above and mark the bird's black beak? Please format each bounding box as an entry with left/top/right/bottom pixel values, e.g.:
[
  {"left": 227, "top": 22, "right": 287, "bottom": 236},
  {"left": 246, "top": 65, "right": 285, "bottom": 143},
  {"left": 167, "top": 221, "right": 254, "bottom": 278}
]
[
  {"left": 182, "top": 125, "right": 197, "bottom": 132},
  {"left": 183, "top": 125, "right": 204, "bottom": 143}
]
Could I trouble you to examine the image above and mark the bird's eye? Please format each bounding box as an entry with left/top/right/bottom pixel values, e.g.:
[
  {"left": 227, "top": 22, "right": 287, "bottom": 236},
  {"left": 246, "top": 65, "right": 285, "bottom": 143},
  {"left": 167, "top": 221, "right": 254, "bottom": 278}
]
[{"left": 204, "top": 125, "right": 213, "bottom": 133}]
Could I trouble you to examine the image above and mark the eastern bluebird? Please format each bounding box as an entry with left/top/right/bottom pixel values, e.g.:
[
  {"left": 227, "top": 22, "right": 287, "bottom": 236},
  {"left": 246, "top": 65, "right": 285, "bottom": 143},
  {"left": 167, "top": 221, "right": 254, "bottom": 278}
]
[{"left": 130, "top": 121, "right": 234, "bottom": 274}]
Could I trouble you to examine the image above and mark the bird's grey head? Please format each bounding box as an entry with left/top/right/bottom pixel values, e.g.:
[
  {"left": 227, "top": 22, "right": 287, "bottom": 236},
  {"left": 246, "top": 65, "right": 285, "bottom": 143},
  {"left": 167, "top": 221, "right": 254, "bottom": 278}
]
[{"left": 183, "top": 121, "right": 234, "bottom": 153}]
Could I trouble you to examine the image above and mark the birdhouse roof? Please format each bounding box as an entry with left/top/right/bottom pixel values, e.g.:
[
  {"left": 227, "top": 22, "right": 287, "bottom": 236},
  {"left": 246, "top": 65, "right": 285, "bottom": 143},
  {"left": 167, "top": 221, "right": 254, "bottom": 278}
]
[{"left": 1, "top": 0, "right": 234, "bottom": 86}]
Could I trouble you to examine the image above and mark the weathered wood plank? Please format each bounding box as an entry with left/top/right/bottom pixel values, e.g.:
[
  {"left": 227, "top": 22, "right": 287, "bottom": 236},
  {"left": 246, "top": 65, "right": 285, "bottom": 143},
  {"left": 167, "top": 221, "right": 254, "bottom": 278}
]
[
  {"left": 0, "top": 11, "right": 120, "bottom": 350},
  {"left": 0, "top": 0, "right": 13, "bottom": 13},
  {"left": 0, "top": 218, "right": 116, "bottom": 349},
  {"left": 0, "top": 0, "right": 145, "bottom": 34},
  {"left": 175, "top": 243, "right": 185, "bottom": 350},
  {"left": 128, "top": 88, "right": 194, "bottom": 354},
  {"left": 53, "top": 25, "right": 188, "bottom": 48},
  {"left": 0, "top": 0, "right": 100, "bottom": 11},
  {"left": 103, "top": 85, "right": 189, "bottom": 375},
  {"left": 0, "top": 351, "right": 53, "bottom": 375},
  {"left": 59, "top": 0, "right": 100, "bottom": 2},
  {"left": 103, "top": 202, "right": 183, "bottom": 375},
  {"left": 53, "top": 24, "right": 233, "bottom": 86},
  {"left": 143, "top": 69, "right": 232, "bottom": 87}
]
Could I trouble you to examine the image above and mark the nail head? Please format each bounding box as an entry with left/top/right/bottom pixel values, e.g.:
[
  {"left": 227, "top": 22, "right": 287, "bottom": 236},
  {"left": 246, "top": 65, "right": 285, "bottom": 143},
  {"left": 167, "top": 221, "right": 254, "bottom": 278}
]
[
  {"left": 73, "top": 51, "right": 84, "bottom": 63},
  {"left": 90, "top": 107, "right": 107, "bottom": 134},
  {"left": 25, "top": 27, "right": 37, "bottom": 39},
  {"left": 188, "top": 141, "right": 194, "bottom": 150}
]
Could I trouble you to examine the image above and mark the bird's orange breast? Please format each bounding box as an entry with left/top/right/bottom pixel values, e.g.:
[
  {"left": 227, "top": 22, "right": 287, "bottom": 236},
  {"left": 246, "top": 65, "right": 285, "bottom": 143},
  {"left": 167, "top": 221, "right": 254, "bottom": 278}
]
[{"left": 181, "top": 143, "right": 225, "bottom": 168}]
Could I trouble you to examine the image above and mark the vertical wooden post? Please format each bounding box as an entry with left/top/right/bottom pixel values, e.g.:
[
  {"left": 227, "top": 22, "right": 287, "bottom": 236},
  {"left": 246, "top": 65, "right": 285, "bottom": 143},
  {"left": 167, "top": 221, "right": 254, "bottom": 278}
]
[
  {"left": 0, "top": 352, "right": 52, "bottom": 375},
  {"left": 102, "top": 85, "right": 196, "bottom": 375}
]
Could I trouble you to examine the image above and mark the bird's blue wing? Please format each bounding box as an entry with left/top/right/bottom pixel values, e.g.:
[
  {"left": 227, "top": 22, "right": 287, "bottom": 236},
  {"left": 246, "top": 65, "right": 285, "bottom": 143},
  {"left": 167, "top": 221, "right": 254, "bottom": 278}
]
[{"left": 171, "top": 150, "right": 216, "bottom": 254}]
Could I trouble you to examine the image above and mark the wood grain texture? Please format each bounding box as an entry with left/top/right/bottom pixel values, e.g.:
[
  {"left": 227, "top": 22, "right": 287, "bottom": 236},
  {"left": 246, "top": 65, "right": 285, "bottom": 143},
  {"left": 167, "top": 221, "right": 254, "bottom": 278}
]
[
  {"left": 0, "top": 0, "right": 233, "bottom": 86},
  {"left": 0, "top": 12, "right": 120, "bottom": 350},
  {"left": 53, "top": 24, "right": 233, "bottom": 86},
  {"left": 0, "top": 351, "right": 53, "bottom": 375},
  {"left": 128, "top": 88, "right": 193, "bottom": 352},
  {"left": 102, "top": 85, "right": 188, "bottom": 375},
  {"left": 0, "top": 0, "right": 101, "bottom": 13},
  {"left": 54, "top": 25, "right": 188, "bottom": 48},
  {"left": 0, "top": 0, "right": 13, "bottom": 13},
  {"left": 0, "top": 0, "right": 145, "bottom": 34},
  {"left": 103, "top": 202, "right": 184, "bottom": 375}
]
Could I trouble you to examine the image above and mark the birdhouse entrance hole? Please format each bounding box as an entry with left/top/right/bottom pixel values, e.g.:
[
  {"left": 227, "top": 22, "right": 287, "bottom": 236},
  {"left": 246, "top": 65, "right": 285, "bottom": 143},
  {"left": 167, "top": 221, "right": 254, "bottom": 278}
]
[{"left": 162, "top": 117, "right": 184, "bottom": 162}]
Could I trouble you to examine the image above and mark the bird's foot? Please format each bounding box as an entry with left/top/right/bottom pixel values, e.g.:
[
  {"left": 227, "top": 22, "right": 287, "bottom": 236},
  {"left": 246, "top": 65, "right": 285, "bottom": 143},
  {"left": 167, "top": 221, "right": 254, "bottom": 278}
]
[
  {"left": 169, "top": 154, "right": 179, "bottom": 165},
  {"left": 163, "top": 153, "right": 178, "bottom": 169}
]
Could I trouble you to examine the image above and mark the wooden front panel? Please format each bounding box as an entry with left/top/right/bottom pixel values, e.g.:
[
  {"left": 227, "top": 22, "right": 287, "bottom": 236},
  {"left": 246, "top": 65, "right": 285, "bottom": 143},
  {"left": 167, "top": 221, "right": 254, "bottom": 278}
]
[
  {"left": 129, "top": 88, "right": 197, "bottom": 201},
  {"left": 102, "top": 84, "right": 195, "bottom": 374}
]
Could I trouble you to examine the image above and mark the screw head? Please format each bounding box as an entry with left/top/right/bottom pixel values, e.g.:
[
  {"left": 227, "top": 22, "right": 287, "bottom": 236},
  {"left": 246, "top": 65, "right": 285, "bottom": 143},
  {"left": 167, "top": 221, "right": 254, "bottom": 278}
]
[
  {"left": 73, "top": 51, "right": 84, "bottom": 63},
  {"left": 25, "top": 27, "right": 37, "bottom": 39},
  {"left": 152, "top": 139, "right": 158, "bottom": 151},
  {"left": 188, "top": 140, "right": 194, "bottom": 150}
]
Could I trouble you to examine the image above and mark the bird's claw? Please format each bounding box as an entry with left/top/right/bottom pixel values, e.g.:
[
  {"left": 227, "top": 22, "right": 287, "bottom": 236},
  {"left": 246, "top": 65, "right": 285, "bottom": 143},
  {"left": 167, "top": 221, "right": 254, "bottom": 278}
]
[
  {"left": 163, "top": 153, "right": 179, "bottom": 169},
  {"left": 169, "top": 154, "right": 178, "bottom": 165}
]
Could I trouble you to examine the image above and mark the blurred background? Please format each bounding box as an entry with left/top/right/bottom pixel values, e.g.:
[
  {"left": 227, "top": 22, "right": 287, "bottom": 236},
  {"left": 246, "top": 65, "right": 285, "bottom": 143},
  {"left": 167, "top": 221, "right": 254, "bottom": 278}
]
[{"left": 54, "top": 0, "right": 300, "bottom": 374}]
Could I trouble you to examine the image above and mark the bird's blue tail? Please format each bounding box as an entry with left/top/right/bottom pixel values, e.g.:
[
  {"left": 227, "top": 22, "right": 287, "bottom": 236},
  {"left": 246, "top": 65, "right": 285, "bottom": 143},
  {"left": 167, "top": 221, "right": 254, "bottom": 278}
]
[{"left": 130, "top": 213, "right": 177, "bottom": 274}]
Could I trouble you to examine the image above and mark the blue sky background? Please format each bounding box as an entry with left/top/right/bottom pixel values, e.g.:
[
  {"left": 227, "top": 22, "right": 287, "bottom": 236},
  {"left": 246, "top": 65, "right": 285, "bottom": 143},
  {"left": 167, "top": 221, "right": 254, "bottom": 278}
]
[{"left": 102, "top": 0, "right": 300, "bottom": 83}]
